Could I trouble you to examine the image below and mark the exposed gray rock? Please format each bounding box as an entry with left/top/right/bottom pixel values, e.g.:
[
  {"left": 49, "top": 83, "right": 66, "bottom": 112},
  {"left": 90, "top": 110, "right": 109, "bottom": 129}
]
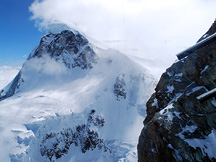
[
  {"left": 138, "top": 20, "right": 216, "bottom": 162},
  {"left": 40, "top": 110, "right": 107, "bottom": 161},
  {"left": 114, "top": 74, "right": 126, "bottom": 101},
  {"left": 29, "top": 30, "right": 98, "bottom": 69}
]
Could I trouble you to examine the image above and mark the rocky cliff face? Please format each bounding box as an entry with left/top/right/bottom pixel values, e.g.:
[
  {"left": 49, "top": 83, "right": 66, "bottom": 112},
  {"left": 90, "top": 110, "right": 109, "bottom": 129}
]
[
  {"left": 138, "top": 21, "right": 216, "bottom": 162},
  {"left": 28, "top": 30, "right": 97, "bottom": 69}
]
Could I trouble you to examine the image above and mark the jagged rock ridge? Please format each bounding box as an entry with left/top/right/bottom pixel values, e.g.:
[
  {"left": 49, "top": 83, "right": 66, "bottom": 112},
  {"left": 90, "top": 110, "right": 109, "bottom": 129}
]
[
  {"left": 138, "top": 20, "right": 216, "bottom": 162},
  {"left": 29, "top": 30, "right": 97, "bottom": 69}
]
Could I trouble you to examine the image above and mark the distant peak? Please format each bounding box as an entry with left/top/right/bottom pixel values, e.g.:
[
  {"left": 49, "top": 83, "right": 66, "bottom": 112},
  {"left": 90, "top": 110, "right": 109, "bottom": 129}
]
[{"left": 46, "top": 23, "right": 72, "bottom": 34}]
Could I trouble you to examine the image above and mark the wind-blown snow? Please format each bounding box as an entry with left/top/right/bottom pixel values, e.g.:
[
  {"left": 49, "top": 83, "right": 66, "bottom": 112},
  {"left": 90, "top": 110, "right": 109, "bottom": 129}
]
[
  {"left": 46, "top": 23, "right": 73, "bottom": 34},
  {"left": 0, "top": 46, "right": 156, "bottom": 161}
]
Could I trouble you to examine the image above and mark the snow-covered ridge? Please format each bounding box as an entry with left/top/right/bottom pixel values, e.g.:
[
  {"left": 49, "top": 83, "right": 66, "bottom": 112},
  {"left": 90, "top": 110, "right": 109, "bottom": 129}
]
[{"left": 0, "top": 29, "right": 156, "bottom": 161}]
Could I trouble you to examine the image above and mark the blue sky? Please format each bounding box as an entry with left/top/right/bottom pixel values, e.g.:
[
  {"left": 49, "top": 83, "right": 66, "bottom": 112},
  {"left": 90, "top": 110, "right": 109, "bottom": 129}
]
[
  {"left": 0, "top": 0, "right": 44, "bottom": 66},
  {"left": 1, "top": 0, "right": 216, "bottom": 70}
]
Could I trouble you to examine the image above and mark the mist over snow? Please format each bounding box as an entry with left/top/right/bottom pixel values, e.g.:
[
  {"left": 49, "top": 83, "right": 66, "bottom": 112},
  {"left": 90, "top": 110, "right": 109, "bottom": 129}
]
[
  {"left": 23, "top": 55, "right": 67, "bottom": 76},
  {"left": 29, "top": 0, "right": 216, "bottom": 78}
]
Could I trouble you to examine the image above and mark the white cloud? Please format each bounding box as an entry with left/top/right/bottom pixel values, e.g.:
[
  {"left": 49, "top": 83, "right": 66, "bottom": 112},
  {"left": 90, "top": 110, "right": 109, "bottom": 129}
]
[
  {"left": 29, "top": 0, "right": 216, "bottom": 76},
  {"left": 22, "top": 55, "right": 67, "bottom": 75}
]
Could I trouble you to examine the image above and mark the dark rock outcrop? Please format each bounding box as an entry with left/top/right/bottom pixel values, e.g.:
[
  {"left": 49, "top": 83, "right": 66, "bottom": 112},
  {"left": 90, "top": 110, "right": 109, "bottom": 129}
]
[
  {"left": 29, "top": 30, "right": 97, "bottom": 69},
  {"left": 114, "top": 74, "right": 127, "bottom": 101},
  {"left": 40, "top": 110, "right": 108, "bottom": 161},
  {"left": 138, "top": 21, "right": 216, "bottom": 162}
]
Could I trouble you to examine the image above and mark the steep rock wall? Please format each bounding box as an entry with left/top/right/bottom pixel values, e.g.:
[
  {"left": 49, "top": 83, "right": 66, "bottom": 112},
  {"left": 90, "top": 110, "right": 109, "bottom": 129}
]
[{"left": 138, "top": 20, "right": 216, "bottom": 162}]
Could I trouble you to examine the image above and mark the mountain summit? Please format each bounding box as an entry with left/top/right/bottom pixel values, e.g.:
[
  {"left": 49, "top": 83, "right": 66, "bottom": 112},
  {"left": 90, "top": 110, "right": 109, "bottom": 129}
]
[
  {"left": 0, "top": 28, "right": 156, "bottom": 161},
  {"left": 0, "top": 29, "right": 97, "bottom": 101}
]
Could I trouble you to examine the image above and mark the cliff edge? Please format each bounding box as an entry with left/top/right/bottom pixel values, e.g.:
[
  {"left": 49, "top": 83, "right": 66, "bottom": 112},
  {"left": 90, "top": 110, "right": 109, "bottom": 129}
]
[{"left": 138, "top": 20, "right": 216, "bottom": 162}]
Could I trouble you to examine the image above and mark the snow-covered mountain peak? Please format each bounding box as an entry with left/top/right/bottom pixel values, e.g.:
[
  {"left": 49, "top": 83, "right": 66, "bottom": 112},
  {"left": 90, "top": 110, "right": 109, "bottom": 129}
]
[
  {"left": 29, "top": 30, "right": 98, "bottom": 69},
  {"left": 0, "top": 30, "right": 156, "bottom": 162}
]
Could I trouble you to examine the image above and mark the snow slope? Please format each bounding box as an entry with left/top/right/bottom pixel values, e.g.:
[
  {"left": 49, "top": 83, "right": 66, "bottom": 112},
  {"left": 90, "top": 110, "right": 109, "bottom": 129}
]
[
  {"left": 0, "top": 66, "right": 20, "bottom": 89},
  {"left": 0, "top": 28, "right": 156, "bottom": 162}
]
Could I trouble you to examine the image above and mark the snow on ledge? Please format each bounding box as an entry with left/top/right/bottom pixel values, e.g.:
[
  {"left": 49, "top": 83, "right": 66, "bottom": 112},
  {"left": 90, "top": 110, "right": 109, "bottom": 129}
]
[{"left": 178, "top": 129, "right": 216, "bottom": 159}]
